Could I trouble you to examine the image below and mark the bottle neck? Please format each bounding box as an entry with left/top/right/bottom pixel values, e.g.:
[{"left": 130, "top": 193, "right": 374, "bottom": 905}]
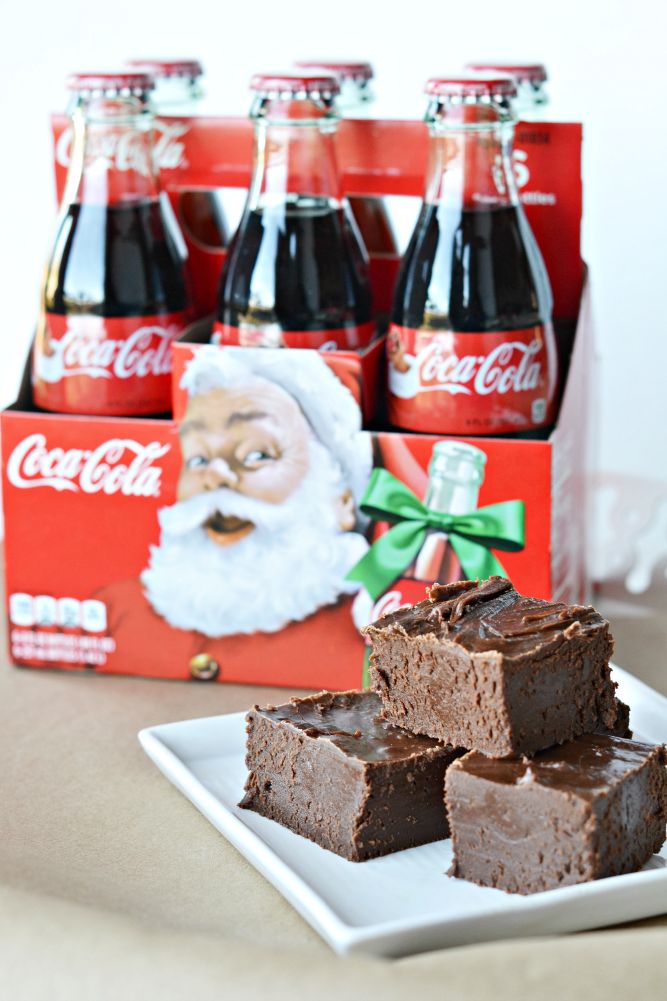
[
  {"left": 337, "top": 79, "right": 374, "bottom": 119},
  {"left": 64, "top": 100, "right": 160, "bottom": 207},
  {"left": 424, "top": 472, "right": 481, "bottom": 515},
  {"left": 424, "top": 119, "right": 519, "bottom": 211},
  {"left": 247, "top": 119, "right": 343, "bottom": 210},
  {"left": 151, "top": 78, "right": 203, "bottom": 116},
  {"left": 514, "top": 80, "right": 549, "bottom": 121}
]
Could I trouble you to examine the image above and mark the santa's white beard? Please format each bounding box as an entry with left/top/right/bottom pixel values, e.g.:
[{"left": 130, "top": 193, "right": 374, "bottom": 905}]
[{"left": 141, "top": 441, "right": 369, "bottom": 637}]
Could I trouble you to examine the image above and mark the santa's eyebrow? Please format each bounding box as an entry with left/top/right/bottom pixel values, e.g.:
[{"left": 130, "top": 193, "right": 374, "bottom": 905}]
[
  {"left": 179, "top": 419, "right": 206, "bottom": 436},
  {"left": 226, "top": 410, "right": 268, "bottom": 426}
]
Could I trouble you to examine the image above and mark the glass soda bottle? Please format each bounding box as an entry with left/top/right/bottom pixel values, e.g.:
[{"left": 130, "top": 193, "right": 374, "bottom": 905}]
[
  {"left": 465, "top": 62, "right": 549, "bottom": 120},
  {"left": 126, "top": 58, "right": 228, "bottom": 248},
  {"left": 213, "top": 71, "right": 374, "bottom": 349},
  {"left": 411, "top": 441, "right": 486, "bottom": 584},
  {"left": 352, "top": 440, "right": 487, "bottom": 628},
  {"left": 387, "top": 73, "right": 557, "bottom": 437},
  {"left": 33, "top": 72, "right": 192, "bottom": 416},
  {"left": 295, "top": 60, "right": 398, "bottom": 256}
]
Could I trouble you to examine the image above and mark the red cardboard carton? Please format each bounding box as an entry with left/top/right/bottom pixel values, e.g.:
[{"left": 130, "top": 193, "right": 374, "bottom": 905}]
[{"left": 0, "top": 282, "right": 589, "bottom": 688}]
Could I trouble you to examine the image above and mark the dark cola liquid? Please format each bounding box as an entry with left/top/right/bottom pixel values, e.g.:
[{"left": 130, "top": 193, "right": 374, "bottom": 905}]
[
  {"left": 45, "top": 198, "right": 190, "bottom": 316},
  {"left": 178, "top": 190, "right": 228, "bottom": 249},
  {"left": 217, "top": 195, "right": 372, "bottom": 331},
  {"left": 393, "top": 203, "right": 551, "bottom": 332},
  {"left": 349, "top": 196, "right": 398, "bottom": 255}
]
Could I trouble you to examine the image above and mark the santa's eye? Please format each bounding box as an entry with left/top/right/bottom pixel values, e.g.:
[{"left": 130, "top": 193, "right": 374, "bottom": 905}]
[
  {"left": 186, "top": 455, "right": 208, "bottom": 469},
  {"left": 244, "top": 449, "right": 273, "bottom": 466}
]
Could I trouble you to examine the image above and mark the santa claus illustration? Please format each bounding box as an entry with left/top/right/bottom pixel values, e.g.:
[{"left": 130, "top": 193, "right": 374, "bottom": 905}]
[{"left": 96, "top": 346, "right": 372, "bottom": 689}]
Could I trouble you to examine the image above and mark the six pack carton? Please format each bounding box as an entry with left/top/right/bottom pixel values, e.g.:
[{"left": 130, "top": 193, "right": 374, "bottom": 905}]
[{"left": 0, "top": 112, "right": 588, "bottom": 688}]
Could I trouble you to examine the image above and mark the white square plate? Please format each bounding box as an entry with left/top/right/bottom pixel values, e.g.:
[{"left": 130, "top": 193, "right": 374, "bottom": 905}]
[{"left": 138, "top": 664, "right": 667, "bottom": 958}]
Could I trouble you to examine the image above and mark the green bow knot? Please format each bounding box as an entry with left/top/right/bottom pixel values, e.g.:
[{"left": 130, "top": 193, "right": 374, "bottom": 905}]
[{"left": 346, "top": 468, "right": 525, "bottom": 600}]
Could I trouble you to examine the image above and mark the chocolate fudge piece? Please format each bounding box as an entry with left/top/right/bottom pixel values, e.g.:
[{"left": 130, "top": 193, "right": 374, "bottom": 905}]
[
  {"left": 239, "top": 690, "right": 464, "bottom": 861},
  {"left": 445, "top": 734, "right": 667, "bottom": 895},
  {"left": 600, "top": 698, "right": 632, "bottom": 738},
  {"left": 365, "top": 578, "right": 617, "bottom": 757}
]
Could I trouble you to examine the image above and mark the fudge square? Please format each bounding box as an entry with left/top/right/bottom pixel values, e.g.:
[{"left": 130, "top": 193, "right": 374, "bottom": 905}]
[
  {"left": 364, "top": 577, "right": 618, "bottom": 757},
  {"left": 445, "top": 734, "right": 667, "bottom": 895},
  {"left": 239, "top": 690, "right": 464, "bottom": 861}
]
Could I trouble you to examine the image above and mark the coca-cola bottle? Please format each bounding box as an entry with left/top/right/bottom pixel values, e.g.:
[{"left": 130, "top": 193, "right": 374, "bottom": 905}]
[
  {"left": 465, "top": 62, "right": 549, "bottom": 120},
  {"left": 126, "top": 58, "right": 228, "bottom": 247},
  {"left": 214, "top": 71, "right": 374, "bottom": 349},
  {"left": 411, "top": 441, "right": 486, "bottom": 584},
  {"left": 294, "top": 60, "right": 398, "bottom": 255},
  {"left": 352, "top": 440, "right": 487, "bottom": 628},
  {"left": 387, "top": 73, "right": 557, "bottom": 437},
  {"left": 33, "top": 71, "right": 192, "bottom": 416}
]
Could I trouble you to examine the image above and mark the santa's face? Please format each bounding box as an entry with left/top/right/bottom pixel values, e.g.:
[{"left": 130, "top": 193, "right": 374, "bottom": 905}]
[
  {"left": 177, "top": 380, "right": 312, "bottom": 546},
  {"left": 141, "top": 378, "right": 368, "bottom": 638}
]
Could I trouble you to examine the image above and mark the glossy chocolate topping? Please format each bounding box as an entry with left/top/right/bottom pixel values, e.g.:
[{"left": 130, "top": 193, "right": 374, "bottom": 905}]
[
  {"left": 457, "top": 734, "right": 662, "bottom": 798},
  {"left": 255, "top": 690, "right": 445, "bottom": 763},
  {"left": 367, "top": 577, "right": 608, "bottom": 656}
]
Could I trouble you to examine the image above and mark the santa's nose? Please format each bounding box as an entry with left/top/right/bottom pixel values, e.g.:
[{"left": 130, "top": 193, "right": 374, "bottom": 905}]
[{"left": 203, "top": 457, "right": 238, "bottom": 490}]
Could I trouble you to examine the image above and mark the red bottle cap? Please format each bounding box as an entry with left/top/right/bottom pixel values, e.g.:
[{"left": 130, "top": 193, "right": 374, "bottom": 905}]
[
  {"left": 293, "top": 61, "right": 373, "bottom": 82},
  {"left": 67, "top": 71, "right": 154, "bottom": 94},
  {"left": 250, "top": 71, "right": 340, "bottom": 96},
  {"left": 125, "top": 59, "right": 204, "bottom": 79},
  {"left": 425, "top": 73, "right": 517, "bottom": 98},
  {"left": 465, "top": 62, "right": 547, "bottom": 84}
]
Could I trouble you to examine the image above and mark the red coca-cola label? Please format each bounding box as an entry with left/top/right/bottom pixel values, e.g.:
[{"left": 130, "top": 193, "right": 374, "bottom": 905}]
[
  {"left": 212, "top": 320, "right": 376, "bottom": 351},
  {"left": 387, "top": 324, "right": 558, "bottom": 435},
  {"left": 33, "top": 311, "right": 191, "bottom": 416}
]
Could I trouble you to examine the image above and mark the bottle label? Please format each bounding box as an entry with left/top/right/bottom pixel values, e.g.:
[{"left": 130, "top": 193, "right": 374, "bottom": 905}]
[
  {"left": 32, "top": 311, "right": 191, "bottom": 416},
  {"left": 212, "top": 320, "right": 376, "bottom": 351},
  {"left": 387, "top": 324, "right": 558, "bottom": 434}
]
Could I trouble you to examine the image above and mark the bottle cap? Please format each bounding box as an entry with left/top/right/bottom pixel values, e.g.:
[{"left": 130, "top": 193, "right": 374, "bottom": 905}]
[
  {"left": 250, "top": 71, "right": 340, "bottom": 97},
  {"left": 465, "top": 62, "right": 547, "bottom": 85},
  {"left": 425, "top": 73, "right": 517, "bottom": 99},
  {"left": 125, "top": 59, "right": 203, "bottom": 80},
  {"left": 293, "top": 61, "right": 373, "bottom": 82},
  {"left": 66, "top": 71, "right": 154, "bottom": 95}
]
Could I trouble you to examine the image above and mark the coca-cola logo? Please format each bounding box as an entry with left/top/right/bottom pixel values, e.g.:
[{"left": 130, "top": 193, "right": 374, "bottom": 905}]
[
  {"left": 7, "top": 434, "right": 170, "bottom": 496},
  {"left": 55, "top": 120, "right": 189, "bottom": 172},
  {"left": 152, "top": 121, "right": 189, "bottom": 169},
  {"left": 417, "top": 337, "right": 543, "bottom": 397},
  {"left": 36, "top": 323, "right": 176, "bottom": 384},
  {"left": 371, "top": 590, "right": 409, "bottom": 620}
]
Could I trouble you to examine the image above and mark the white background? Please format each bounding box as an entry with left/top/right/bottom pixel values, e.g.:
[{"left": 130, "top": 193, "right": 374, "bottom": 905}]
[{"left": 0, "top": 0, "right": 665, "bottom": 482}]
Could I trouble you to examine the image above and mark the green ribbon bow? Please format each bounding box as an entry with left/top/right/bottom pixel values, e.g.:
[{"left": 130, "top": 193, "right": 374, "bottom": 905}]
[{"left": 346, "top": 468, "right": 525, "bottom": 600}]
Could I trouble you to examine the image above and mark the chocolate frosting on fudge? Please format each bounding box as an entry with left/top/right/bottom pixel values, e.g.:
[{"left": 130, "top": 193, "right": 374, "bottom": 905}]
[
  {"left": 256, "top": 690, "right": 446, "bottom": 763},
  {"left": 376, "top": 577, "right": 607, "bottom": 658},
  {"left": 455, "top": 733, "right": 656, "bottom": 797}
]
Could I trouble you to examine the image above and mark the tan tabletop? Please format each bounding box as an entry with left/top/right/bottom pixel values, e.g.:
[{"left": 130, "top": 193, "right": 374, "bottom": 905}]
[{"left": 1, "top": 583, "right": 666, "bottom": 1001}]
